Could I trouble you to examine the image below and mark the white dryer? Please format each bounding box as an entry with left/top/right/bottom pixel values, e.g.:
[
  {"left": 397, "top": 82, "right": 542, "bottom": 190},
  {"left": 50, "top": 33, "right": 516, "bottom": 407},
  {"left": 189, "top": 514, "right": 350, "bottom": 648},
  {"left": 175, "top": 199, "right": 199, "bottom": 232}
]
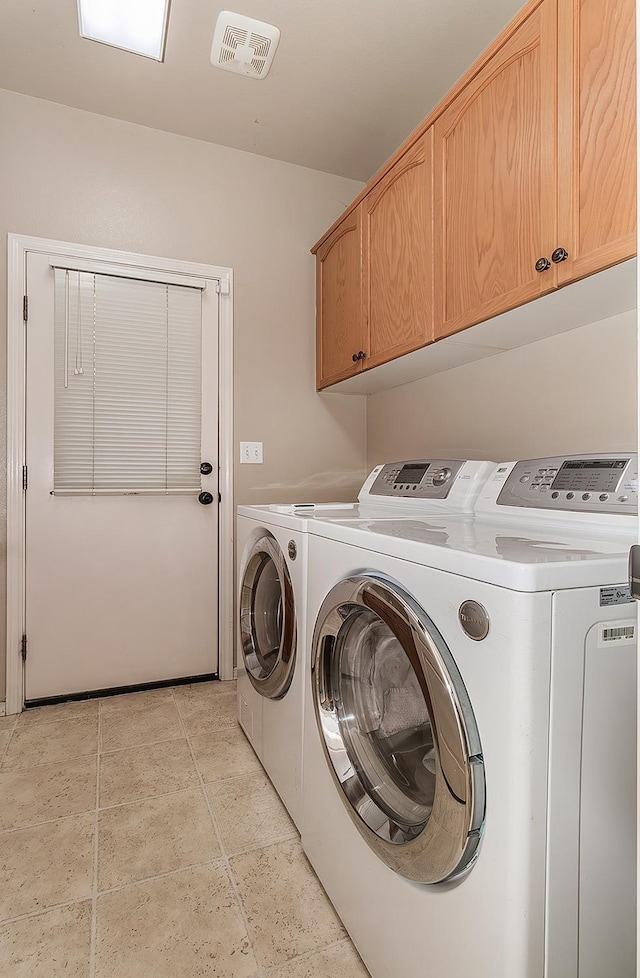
[
  {"left": 301, "top": 453, "right": 637, "bottom": 978},
  {"left": 237, "top": 509, "right": 308, "bottom": 827},
  {"left": 237, "top": 459, "right": 495, "bottom": 830}
]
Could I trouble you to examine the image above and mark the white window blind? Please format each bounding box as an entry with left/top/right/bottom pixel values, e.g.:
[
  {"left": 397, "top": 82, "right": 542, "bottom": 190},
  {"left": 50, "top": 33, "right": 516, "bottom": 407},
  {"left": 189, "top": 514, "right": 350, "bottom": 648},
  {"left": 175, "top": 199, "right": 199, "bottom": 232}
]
[{"left": 53, "top": 269, "right": 203, "bottom": 494}]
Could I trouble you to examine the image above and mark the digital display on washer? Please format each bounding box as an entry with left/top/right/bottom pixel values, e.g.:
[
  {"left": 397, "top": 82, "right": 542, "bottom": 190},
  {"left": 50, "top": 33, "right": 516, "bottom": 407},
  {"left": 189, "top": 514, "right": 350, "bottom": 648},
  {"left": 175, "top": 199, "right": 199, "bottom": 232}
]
[
  {"left": 396, "top": 463, "right": 430, "bottom": 484},
  {"left": 551, "top": 458, "right": 629, "bottom": 492}
]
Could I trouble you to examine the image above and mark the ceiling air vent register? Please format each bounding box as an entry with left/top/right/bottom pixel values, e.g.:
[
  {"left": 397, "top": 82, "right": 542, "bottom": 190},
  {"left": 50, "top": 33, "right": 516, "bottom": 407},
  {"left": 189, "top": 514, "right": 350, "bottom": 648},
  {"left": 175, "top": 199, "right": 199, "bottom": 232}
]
[{"left": 210, "top": 11, "right": 280, "bottom": 79}]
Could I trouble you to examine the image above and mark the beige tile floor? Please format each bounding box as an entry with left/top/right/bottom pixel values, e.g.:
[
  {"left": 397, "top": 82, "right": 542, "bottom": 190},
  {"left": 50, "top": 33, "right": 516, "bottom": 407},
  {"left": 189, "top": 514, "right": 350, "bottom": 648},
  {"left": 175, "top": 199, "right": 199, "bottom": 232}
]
[{"left": 0, "top": 680, "right": 370, "bottom": 978}]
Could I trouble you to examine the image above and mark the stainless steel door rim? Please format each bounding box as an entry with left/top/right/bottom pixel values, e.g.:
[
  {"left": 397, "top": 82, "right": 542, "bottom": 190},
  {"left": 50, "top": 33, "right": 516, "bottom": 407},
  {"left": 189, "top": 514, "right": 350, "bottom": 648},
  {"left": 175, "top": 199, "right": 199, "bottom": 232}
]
[
  {"left": 240, "top": 533, "right": 296, "bottom": 699},
  {"left": 312, "top": 574, "right": 485, "bottom": 883}
]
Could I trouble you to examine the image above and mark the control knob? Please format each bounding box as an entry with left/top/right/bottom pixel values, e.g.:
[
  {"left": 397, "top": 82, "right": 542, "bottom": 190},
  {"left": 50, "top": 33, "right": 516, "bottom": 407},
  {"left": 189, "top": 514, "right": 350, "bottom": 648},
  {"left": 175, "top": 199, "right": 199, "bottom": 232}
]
[{"left": 432, "top": 467, "right": 452, "bottom": 487}]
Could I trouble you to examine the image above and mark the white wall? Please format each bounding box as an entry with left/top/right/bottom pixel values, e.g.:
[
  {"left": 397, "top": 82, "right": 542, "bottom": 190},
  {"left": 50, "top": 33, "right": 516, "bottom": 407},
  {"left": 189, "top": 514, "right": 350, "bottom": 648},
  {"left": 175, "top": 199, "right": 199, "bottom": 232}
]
[
  {"left": 366, "top": 312, "right": 637, "bottom": 466},
  {"left": 0, "top": 88, "right": 367, "bottom": 700}
]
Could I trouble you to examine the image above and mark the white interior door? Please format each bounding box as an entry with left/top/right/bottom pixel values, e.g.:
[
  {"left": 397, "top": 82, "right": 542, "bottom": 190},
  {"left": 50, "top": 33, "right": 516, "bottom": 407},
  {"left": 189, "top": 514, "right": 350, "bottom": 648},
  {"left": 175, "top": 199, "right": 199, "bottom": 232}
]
[{"left": 24, "top": 251, "right": 219, "bottom": 701}]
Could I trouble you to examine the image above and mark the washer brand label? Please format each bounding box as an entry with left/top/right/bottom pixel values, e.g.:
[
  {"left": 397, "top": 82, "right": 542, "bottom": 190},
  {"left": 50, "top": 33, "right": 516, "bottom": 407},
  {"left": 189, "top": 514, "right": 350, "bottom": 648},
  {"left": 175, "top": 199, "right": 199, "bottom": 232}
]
[
  {"left": 599, "top": 585, "right": 634, "bottom": 606},
  {"left": 458, "top": 601, "right": 489, "bottom": 641}
]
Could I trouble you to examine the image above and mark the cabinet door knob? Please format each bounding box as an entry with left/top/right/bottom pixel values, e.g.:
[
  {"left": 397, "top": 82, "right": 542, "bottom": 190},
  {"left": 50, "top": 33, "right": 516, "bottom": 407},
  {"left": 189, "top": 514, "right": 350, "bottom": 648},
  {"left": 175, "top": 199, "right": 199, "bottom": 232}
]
[
  {"left": 352, "top": 353, "right": 359, "bottom": 362},
  {"left": 551, "top": 247, "right": 569, "bottom": 263},
  {"left": 535, "top": 257, "right": 551, "bottom": 272},
  {"left": 357, "top": 350, "right": 366, "bottom": 360},
  {"left": 198, "top": 491, "right": 214, "bottom": 505}
]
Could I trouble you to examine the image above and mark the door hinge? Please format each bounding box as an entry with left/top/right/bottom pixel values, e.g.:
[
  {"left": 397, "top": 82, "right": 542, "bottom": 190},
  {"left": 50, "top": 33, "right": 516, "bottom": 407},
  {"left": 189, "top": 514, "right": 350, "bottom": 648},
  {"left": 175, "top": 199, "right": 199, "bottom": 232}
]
[
  {"left": 214, "top": 279, "right": 230, "bottom": 295},
  {"left": 20, "top": 634, "right": 27, "bottom": 661},
  {"left": 23, "top": 295, "right": 28, "bottom": 322},
  {"left": 22, "top": 465, "right": 28, "bottom": 491}
]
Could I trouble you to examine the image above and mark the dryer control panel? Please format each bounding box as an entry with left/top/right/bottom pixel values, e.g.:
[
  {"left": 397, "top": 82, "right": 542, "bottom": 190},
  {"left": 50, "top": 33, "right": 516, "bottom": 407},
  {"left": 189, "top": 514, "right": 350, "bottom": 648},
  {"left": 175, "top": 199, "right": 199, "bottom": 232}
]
[
  {"left": 476, "top": 454, "right": 638, "bottom": 522},
  {"left": 359, "top": 459, "right": 495, "bottom": 512},
  {"left": 369, "top": 459, "right": 466, "bottom": 498}
]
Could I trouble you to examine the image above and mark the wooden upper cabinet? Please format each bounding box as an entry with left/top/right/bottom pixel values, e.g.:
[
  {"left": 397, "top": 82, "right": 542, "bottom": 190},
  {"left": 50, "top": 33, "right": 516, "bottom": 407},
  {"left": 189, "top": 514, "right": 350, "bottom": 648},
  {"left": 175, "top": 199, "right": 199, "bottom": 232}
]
[
  {"left": 362, "top": 131, "right": 434, "bottom": 370},
  {"left": 313, "top": 0, "right": 637, "bottom": 389},
  {"left": 315, "top": 209, "right": 364, "bottom": 389},
  {"left": 433, "top": 0, "right": 559, "bottom": 340},
  {"left": 556, "top": 0, "right": 636, "bottom": 284}
]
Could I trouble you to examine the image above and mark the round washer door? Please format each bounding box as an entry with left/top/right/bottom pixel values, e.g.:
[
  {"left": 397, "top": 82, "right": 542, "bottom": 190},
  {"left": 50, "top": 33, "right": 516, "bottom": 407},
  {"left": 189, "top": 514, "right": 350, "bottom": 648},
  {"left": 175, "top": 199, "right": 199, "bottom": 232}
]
[
  {"left": 312, "top": 574, "right": 485, "bottom": 883},
  {"left": 239, "top": 534, "right": 296, "bottom": 700}
]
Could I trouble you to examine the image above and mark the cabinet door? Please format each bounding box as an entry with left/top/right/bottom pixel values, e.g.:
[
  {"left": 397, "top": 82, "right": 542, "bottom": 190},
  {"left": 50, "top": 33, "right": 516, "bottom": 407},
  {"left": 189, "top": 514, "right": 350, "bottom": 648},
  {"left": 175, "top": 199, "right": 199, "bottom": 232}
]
[
  {"left": 315, "top": 210, "right": 365, "bottom": 389},
  {"left": 362, "top": 131, "right": 434, "bottom": 370},
  {"left": 557, "top": 0, "right": 636, "bottom": 284},
  {"left": 433, "top": 0, "right": 558, "bottom": 340}
]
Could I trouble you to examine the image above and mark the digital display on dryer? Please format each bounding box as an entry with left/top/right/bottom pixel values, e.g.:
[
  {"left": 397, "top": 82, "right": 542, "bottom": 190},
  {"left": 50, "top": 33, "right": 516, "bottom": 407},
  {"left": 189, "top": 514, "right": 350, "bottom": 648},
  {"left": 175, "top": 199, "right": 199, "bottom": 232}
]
[
  {"left": 396, "top": 463, "right": 429, "bottom": 484},
  {"left": 551, "top": 459, "right": 629, "bottom": 492}
]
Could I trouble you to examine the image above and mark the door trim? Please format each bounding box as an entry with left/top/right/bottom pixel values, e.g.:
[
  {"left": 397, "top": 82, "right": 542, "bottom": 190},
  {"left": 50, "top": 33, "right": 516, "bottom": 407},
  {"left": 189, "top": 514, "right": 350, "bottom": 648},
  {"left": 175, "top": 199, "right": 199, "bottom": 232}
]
[{"left": 6, "top": 233, "right": 235, "bottom": 713}]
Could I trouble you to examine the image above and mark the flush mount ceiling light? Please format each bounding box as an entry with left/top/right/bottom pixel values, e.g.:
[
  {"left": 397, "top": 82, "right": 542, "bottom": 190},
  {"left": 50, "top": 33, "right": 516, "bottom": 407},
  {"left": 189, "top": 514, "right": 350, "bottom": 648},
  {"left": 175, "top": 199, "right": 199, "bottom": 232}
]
[
  {"left": 77, "top": 0, "right": 171, "bottom": 61},
  {"left": 210, "top": 11, "right": 281, "bottom": 79}
]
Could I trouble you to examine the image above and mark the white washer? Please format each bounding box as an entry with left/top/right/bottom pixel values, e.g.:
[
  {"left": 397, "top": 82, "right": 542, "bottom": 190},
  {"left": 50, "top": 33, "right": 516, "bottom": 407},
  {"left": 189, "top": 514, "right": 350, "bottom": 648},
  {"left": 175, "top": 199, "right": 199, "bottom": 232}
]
[
  {"left": 237, "top": 459, "right": 495, "bottom": 829},
  {"left": 301, "top": 453, "right": 638, "bottom": 978}
]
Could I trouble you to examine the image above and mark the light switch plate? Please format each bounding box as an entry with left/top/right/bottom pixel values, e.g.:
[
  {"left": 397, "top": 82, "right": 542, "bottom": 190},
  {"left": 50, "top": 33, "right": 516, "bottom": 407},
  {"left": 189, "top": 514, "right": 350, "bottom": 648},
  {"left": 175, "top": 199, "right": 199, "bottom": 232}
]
[{"left": 240, "top": 441, "right": 263, "bottom": 464}]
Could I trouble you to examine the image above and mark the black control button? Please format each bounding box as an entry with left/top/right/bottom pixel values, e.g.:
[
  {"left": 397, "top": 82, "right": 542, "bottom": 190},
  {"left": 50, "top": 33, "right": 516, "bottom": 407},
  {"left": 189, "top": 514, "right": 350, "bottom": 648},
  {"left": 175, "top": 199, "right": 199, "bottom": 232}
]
[
  {"left": 566, "top": 492, "right": 574, "bottom": 500},
  {"left": 551, "top": 492, "right": 559, "bottom": 499},
  {"left": 582, "top": 493, "right": 591, "bottom": 501},
  {"left": 599, "top": 494, "right": 608, "bottom": 502}
]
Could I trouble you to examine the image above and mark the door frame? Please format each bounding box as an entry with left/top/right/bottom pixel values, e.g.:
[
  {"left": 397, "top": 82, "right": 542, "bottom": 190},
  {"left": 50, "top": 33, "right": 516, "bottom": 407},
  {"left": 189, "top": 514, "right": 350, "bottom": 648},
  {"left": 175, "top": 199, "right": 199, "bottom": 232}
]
[{"left": 6, "top": 233, "right": 235, "bottom": 714}]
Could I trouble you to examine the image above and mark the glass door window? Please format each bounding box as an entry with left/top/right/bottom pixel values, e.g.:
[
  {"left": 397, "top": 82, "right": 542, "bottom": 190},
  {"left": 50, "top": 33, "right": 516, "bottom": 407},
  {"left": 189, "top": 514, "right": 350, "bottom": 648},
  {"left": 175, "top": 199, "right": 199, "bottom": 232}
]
[
  {"left": 240, "top": 534, "right": 296, "bottom": 699},
  {"left": 313, "top": 574, "right": 485, "bottom": 883}
]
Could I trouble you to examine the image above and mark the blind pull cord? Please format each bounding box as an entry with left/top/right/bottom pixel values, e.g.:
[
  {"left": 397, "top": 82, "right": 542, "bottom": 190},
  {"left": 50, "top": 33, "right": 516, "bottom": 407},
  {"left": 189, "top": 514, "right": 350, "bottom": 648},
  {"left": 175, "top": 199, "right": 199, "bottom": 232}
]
[
  {"left": 64, "top": 269, "right": 70, "bottom": 389},
  {"left": 74, "top": 271, "right": 84, "bottom": 376}
]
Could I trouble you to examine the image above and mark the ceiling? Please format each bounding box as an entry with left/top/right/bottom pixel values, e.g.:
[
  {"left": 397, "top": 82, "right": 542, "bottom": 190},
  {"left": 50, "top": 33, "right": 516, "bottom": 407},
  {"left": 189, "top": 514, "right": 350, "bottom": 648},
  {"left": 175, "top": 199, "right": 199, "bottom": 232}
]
[{"left": 0, "top": 0, "right": 525, "bottom": 181}]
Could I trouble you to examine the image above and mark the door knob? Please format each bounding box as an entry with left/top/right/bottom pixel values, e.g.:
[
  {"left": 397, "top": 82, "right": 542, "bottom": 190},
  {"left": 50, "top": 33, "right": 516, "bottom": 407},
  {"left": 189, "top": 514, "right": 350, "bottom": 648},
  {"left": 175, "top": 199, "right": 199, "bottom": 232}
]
[
  {"left": 198, "top": 491, "right": 214, "bottom": 505},
  {"left": 200, "top": 462, "right": 213, "bottom": 475},
  {"left": 551, "top": 247, "right": 569, "bottom": 263},
  {"left": 535, "top": 257, "right": 551, "bottom": 272}
]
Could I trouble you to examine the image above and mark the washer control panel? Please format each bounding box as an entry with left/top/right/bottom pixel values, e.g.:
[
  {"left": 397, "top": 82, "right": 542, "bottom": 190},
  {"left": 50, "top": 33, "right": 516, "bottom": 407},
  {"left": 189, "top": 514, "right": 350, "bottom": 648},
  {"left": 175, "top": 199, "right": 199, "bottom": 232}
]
[
  {"left": 496, "top": 454, "right": 638, "bottom": 515},
  {"left": 369, "top": 459, "right": 466, "bottom": 499}
]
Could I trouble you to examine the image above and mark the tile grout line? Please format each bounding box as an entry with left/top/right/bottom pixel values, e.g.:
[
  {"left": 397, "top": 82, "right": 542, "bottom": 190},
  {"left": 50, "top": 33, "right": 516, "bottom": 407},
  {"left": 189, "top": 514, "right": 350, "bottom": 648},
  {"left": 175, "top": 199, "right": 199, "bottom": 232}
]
[
  {"left": 0, "top": 717, "right": 19, "bottom": 768},
  {"left": 88, "top": 707, "right": 101, "bottom": 978},
  {"left": 172, "top": 687, "right": 269, "bottom": 978},
  {"left": 0, "top": 894, "right": 93, "bottom": 928},
  {"left": 95, "top": 856, "right": 226, "bottom": 898},
  {"left": 262, "top": 937, "right": 365, "bottom": 976},
  {"left": 0, "top": 750, "right": 99, "bottom": 777},
  {"left": 14, "top": 709, "right": 97, "bottom": 730},
  {"left": 0, "top": 803, "right": 98, "bottom": 836}
]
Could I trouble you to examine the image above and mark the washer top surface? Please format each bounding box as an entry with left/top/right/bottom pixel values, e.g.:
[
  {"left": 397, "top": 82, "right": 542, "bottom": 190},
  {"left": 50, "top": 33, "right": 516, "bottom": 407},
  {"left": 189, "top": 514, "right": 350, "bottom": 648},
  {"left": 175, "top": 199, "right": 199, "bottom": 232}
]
[
  {"left": 237, "top": 459, "right": 496, "bottom": 531},
  {"left": 237, "top": 501, "right": 379, "bottom": 532},
  {"left": 307, "top": 514, "right": 635, "bottom": 592}
]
